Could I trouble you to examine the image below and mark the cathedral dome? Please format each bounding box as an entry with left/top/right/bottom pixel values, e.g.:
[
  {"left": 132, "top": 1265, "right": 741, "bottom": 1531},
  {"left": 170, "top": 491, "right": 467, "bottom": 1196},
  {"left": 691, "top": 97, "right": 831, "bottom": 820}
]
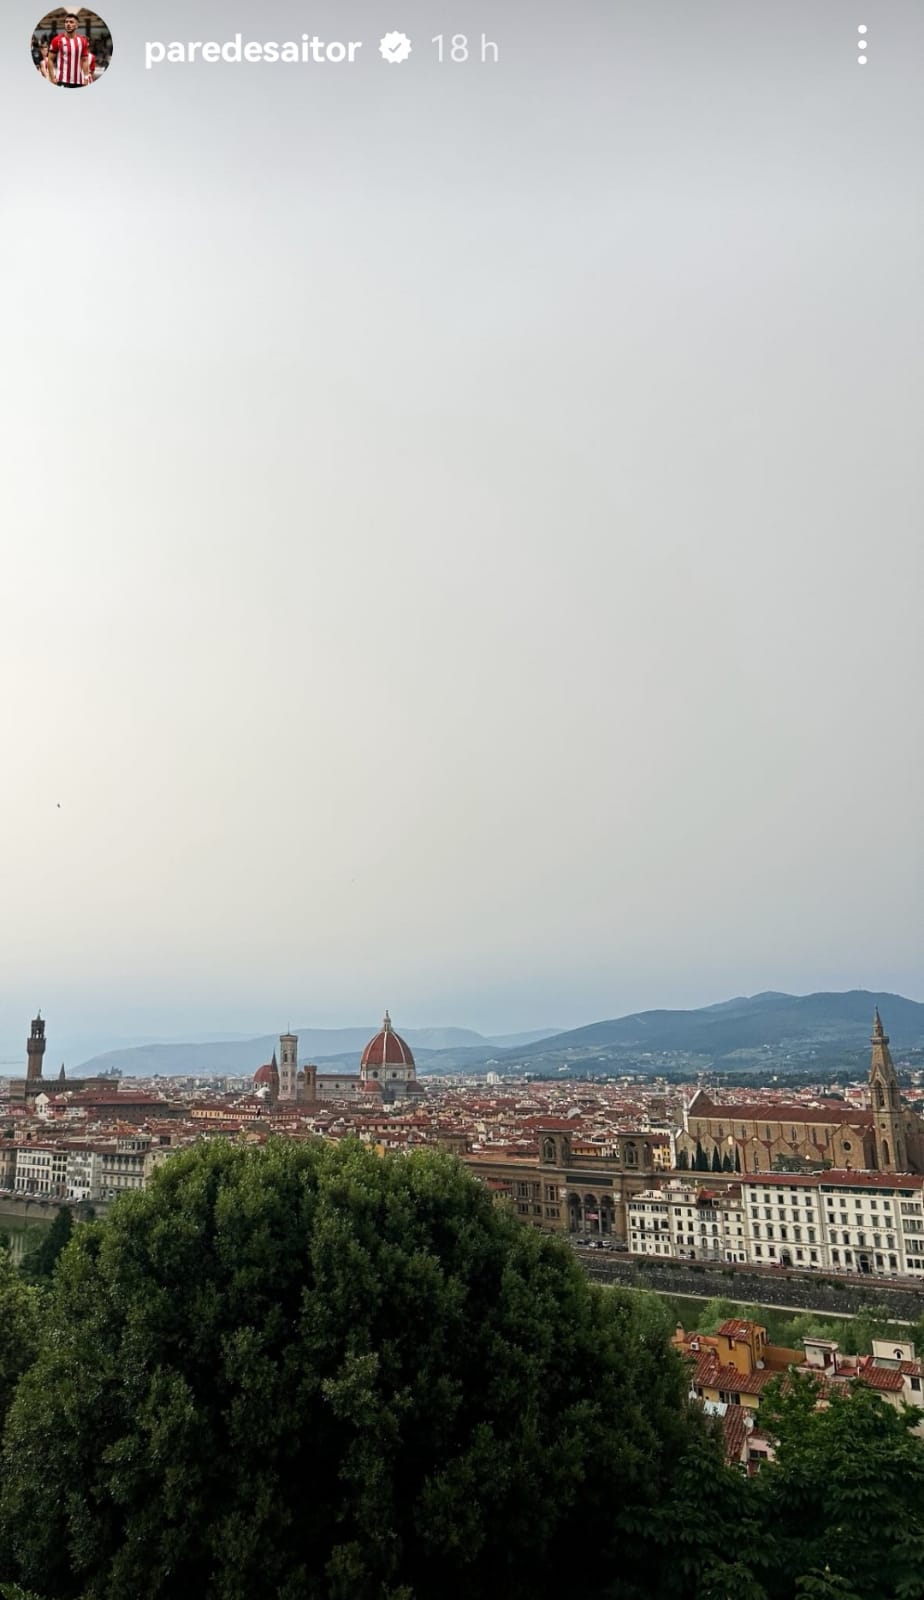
[
  {"left": 254, "top": 1059, "right": 279, "bottom": 1088},
  {"left": 360, "top": 1012, "right": 415, "bottom": 1070}
]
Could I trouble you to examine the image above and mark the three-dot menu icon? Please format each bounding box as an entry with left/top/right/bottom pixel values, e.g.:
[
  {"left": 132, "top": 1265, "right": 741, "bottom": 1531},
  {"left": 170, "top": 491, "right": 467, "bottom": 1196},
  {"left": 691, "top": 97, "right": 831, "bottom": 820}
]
[{"left": 857, "top": 24, "right": 867, "bottom": 66}]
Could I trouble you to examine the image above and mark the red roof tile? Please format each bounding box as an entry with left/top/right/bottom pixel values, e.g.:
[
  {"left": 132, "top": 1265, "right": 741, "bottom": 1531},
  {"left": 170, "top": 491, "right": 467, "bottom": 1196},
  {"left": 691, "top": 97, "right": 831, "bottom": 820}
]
[
  {"left": 858, "top": 1362, "right": 905, "bottom": 1393},
  {"left": 721, "top": 1406, "right": 749, "bottom": 1463},
  {"left": 693, "top": 1101, "right": 873, "bottom": 1126}
]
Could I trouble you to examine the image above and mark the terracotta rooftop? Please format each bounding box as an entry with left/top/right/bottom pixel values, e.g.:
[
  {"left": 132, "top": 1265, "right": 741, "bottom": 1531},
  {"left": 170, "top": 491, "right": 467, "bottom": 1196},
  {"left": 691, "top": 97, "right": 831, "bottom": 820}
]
[
  {"left": 721, "top": 1405, "right": 749, "bottom": 1463},
  {"left": 694, "top": 1099, "right": 873, "bottom": 1127},
  {"left": 858, "top": 1363, "right": 905, "bottom": 1394},
  {"left": 717, "top": 1319, "right": 761, "bottom": 1341},
  {"left": 741, "top": 1171, "right": 924, "bottom": 1190}
]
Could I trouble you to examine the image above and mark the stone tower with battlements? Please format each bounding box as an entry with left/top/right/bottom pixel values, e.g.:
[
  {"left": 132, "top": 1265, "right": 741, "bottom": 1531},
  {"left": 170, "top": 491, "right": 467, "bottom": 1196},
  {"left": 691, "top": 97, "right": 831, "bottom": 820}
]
[{"left": 26, "top": 1014, "right": 46, "bottom": 1083}]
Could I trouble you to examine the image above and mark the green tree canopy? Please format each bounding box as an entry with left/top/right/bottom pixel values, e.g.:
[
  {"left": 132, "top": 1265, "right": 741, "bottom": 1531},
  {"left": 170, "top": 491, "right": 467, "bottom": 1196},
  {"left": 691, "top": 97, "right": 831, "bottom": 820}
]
[
  {"left": 20, "top": 1206, "right": 72, "bottom": 1282},
  {"left": 0, "top": 1245, "right": 41, "bottom": 1436},
  {"left": 756, "top": 1372, "right": 924, "bottom": 1600},
  {"left": 0, "top": 1139, "right": 701, "bottom": 1600}
]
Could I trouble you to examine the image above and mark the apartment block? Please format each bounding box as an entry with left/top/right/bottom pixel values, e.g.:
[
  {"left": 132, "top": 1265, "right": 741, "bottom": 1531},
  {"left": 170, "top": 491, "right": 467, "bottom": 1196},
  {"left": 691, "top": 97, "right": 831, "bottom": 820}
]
[{"left": 628, "top": 1182, "right": 747, "bottom": 1263}]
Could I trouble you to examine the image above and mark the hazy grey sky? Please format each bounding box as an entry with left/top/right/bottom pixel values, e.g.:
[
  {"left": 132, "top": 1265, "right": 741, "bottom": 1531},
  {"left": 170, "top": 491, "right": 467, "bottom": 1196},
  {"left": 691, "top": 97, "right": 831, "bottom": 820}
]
[{"left": 2, "top": 1, "right": 922, "bottom": 1054}]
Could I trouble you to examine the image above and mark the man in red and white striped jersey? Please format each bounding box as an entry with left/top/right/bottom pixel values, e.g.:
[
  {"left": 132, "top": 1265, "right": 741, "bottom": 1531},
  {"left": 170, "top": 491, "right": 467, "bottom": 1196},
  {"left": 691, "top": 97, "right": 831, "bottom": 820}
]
[{"left": 49, "top": 13, "right": 91, "bottom": 87}]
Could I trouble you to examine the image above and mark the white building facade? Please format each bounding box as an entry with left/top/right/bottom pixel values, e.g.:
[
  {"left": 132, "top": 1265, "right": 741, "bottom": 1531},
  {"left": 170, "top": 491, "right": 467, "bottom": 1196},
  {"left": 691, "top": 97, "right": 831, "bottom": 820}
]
[
  {"left": 737, "top": 1171, "right": 924, "bottom": 1277},
  {"left": 628, "top": 1171, "right": 924, "bottom": 1280},
  {"left": 628, "top": 1182, "right": 747, "bottom": 1263}
]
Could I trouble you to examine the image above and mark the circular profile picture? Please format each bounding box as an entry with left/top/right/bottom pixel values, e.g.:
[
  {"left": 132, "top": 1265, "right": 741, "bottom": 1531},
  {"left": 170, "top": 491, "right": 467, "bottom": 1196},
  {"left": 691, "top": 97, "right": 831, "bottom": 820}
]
[{"left": 32, "top": 8, "right": 112, "bottom": 87}]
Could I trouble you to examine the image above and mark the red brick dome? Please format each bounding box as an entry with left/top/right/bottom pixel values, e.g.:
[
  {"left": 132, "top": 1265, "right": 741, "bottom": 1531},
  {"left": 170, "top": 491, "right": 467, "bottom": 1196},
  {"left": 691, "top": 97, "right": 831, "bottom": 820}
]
[
  {"left": 360, "top": 1012, "right": 415, "bottom": 1070},
  {"left": 254, "top": 1059, "right": 278, "bottom": 1087}
]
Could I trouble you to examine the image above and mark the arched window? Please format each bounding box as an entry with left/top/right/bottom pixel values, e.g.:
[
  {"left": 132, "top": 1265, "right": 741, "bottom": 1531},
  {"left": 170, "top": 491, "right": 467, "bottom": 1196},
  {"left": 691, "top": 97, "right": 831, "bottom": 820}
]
[{"left": 882, "top": 1139, "right": 891, "bottom": 1168}]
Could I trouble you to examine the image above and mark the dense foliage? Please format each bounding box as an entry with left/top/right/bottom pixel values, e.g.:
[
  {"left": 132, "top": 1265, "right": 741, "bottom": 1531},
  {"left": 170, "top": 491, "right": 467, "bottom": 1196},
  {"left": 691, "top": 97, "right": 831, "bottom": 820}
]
[
  {"left": 0, "top": 1246, "right": 41, "bottom": 1434},
  {"left": 19, "top": 1207, "right": 72, "bottom": 1283},
  {"left": 0, "top": 1141, "right": 696, "bottom": 1600},
  {"left": 2, "top": 1143, "right": 924, "bottom": 1600},
  {"left": 757, "top": 1373, "right": 924, "bottom": 1599}
]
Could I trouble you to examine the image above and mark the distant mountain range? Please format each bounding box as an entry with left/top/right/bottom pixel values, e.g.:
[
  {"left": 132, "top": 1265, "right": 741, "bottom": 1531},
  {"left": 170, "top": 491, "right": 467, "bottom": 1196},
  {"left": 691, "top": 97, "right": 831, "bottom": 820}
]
[
  {"left": 73, "top": 1026, "right": 558, "bottom": 1079},
  {"left": 506, "top": 991, "right": 924, "bottom": 1061},
  {"left": 65, "top": 990, "right": 924, "bottom": 1080}
]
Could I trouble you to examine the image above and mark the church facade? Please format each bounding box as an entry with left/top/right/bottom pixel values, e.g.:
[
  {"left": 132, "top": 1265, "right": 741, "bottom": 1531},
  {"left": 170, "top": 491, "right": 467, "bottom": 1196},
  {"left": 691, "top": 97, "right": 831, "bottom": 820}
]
[
  {"left": 253, "top": 1012, "right": 424, "bottom": 1109},
  {"left": 675, "top": 1012, "right": 924, "bottom": 1176}
]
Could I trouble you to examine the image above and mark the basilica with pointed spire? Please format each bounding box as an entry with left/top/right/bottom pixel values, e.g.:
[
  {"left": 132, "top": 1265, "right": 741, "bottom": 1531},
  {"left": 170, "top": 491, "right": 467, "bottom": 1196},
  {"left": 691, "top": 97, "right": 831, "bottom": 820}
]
[{"left": 677, "top": 1010, "right": 924, "bottom": 1176}]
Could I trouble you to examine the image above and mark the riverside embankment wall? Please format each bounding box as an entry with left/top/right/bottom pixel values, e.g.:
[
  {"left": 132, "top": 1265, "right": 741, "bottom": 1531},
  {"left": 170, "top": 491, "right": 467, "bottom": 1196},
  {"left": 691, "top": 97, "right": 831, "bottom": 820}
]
[
  {"left": 580, "top": 1254, "right": 924, "bottom": 1322},
  {"left": 0, "top": 1196, "right": 104, "bottom": 1224}
]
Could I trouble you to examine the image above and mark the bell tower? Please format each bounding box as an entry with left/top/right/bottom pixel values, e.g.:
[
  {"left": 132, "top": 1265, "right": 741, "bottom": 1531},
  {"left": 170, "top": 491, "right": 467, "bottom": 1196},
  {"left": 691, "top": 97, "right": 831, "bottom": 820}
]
[
  {"left": 279, "top": 1032, "right": 298, "bottom": 1102},
  {"left": 869, "top": 1009, "right": 908, "bottom": 1173},
  {"left": 26, "top": 1014, "right": 46, "bottom": 1083}
]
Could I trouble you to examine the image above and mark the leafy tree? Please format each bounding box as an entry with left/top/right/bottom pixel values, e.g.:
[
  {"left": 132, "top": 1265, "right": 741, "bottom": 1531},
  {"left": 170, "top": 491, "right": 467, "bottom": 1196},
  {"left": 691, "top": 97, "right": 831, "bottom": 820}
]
[
  {"left": 0, "top": 1245, "right": 40, "bottom": 1433},
  {"left": 721, "top": 1153, "right": 732, "bottom": 1172},
  {"left": 693, "top": 1298, "right": 746, "bottom": 1335},
  {"left": 829, "top": 1307, "right": 901, "bottom": 1358},
  {"left": 734, "top": 1148, "right": 741, "bottom": 1173},
  {"left": 651, "top": 1418, "right": 769, "bottom": 1600},
  {"left": 794, "top": 1573, "right": 863, "bottom": 1600},
  {"left": 20, "top": 1207, "right": 72, "bottom": 1282},
  {"left": 0, "top": 1139, "right": 703, "bottom": 1600},
  {"left": 756, "top": 1372, "right": 924, "bottom": 1599},
  {"left": 694, "top": 1140, "right": 709, "bottom": 1172}
]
